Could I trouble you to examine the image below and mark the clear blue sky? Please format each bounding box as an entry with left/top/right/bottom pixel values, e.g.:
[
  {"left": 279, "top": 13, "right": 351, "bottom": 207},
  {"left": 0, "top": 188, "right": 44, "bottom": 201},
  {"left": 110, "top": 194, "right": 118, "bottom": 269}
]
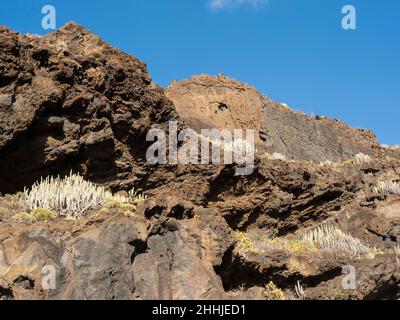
[{"left": 1, "top": 0, "right": 399, "bottom": 144}]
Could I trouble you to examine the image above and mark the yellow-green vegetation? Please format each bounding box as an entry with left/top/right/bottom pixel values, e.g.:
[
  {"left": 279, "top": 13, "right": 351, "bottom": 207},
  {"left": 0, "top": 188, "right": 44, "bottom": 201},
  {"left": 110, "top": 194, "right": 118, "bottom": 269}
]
[
  {"left": 279, "top": 239, "right": 312, "bottom": 254},
  {"left": 262, "top": 237, "right": 316, "bottom": 254},
  {"left": 234, "top": 225, "right": 378, "bottom": 259},
  {"left": 128, "top": 188, "right": 147, "bottom": 203},
  {"left": 342, "top": 153, "right": 372, "bottom": 166},
  {"left": 13, "top": 212, "right": 36, "bottom": 222},
  {"left": 319, "top": 160, "right": 337, "bottom": 167},
  {"left": 31, "top": 208, "right": 56, "bottom": 221},
  {"left": 263, "top": 282, "right": 285, "bottom": 300},
  {"left": 13, "top": 208, "right": 56, "bottom": 223},
  {"left": 105, "top": 189, "right": 147, "bottom": 217},
  {"left": 327, "top": 289, "right": 348, "bottom": 300},
  {"left": 233, "top": 231, "right": 259, "bottom": 255},
  {"left": 22, "top": 172, "right": 148, "bottom": 219},
  {"left": 105, "top": 197, "right": 136, "bottom": 211},
  {"left": 342, "top": 160, "right": 353, "bottom": 165},
  {"left": 234, "top": 231, "right": 314, "bottom": 256},
  {"left": 265, "top": 152, "right": 287, "bottom": 161},
  {"left": 303, "top": 225, "right": 380, "bottom": 259}
]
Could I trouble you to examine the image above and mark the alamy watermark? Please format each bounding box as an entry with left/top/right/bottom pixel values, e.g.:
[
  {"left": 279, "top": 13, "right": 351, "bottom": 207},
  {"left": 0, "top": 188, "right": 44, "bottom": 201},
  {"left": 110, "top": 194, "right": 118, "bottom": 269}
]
[
  {"left": 342, "top": 265, "right": 357, "bottom": 290},
  {"left": 41, "top": 265, "right": 57, "bottom": 290},
  {"left": 146, "top": 121, "right": 255, "bottom": 176},
  {"left": 41, "top": 5, "right": 56, "bottom": 30},
  {"left": 342, "top": 5, "right": 357, "bottom": 30}
]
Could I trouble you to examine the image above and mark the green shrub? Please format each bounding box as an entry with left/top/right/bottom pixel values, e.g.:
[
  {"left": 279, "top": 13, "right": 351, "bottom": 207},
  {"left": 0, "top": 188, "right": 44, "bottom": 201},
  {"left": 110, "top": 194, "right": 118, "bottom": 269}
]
[
  {"left": 31, "top": 208, "right": 56, "bottom": 221},
  {"left": 263, "top": 282, "right": 285, "bottom": 300},
  {"left": 373, "top": 180, "right": 400, "bottom": 196},
  {"left": 13, "top": 212, "right": 36, "bottom": 222},
  {"left": 13, "top": 208, "right": 56, "bottom": 222}
]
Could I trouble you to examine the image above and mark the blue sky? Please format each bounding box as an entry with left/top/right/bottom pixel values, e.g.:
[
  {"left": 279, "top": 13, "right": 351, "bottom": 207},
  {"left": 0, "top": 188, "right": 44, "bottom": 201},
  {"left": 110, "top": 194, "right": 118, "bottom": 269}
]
[{"left": 1, "top": 0, "right": 399, "bottom": 144}]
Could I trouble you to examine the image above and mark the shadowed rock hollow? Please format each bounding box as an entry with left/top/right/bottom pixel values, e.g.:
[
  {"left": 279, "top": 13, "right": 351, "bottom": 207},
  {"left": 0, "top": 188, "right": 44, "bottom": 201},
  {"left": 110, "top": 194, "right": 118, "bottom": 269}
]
[{"left": 1, "top": 23, "right": 400, "bottom": 301}]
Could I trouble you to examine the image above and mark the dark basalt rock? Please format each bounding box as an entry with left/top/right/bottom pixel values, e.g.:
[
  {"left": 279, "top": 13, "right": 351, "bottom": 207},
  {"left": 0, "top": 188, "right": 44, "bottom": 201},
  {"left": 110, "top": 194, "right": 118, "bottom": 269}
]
[{"left": 0, "top": 22, "right": 179, "bottom": 194}]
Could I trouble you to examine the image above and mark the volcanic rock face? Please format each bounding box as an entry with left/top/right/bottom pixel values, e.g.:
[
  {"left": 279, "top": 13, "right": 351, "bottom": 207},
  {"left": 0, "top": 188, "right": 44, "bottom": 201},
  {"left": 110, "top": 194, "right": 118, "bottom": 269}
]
[
  {"left": 1, "top": 23, "right": 400, "bottom": 301},
  {"left": 0, "top": 22, "right": 178, "bottom": 194},
  {"left": 166, "top": 75, "right": 382, "bottom": 162}
]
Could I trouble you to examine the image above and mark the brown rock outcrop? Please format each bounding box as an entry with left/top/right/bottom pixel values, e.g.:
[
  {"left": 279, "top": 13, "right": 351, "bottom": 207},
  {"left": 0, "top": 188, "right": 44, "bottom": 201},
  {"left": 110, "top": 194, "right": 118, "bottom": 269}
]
[
  {"left": 166, "top": 74, "right": 382, "bottom": 162},
  {"left": 1, "top": 23, "right": 400, "bottom": 301},
  {"left": 0, "top": 22, "right": 178, "bottom": 194}
]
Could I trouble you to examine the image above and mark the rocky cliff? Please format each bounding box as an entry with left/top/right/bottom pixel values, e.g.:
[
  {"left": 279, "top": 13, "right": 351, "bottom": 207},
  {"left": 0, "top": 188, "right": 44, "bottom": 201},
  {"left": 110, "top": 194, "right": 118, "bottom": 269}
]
[
  {"left": 1, "top": 23, "right": 400, "bottom": 300},
  {"left": 0, "top": 22, "right": 178, "bottom": 194},
  {"left": 166, "top": 74, "right": 383, "bottom": 162}
]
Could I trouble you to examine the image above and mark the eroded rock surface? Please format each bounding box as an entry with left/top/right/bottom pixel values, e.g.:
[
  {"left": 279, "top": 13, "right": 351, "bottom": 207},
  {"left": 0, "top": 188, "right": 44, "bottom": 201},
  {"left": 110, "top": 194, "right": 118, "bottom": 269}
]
[
  {"left": 166, "top": 74, "right": 383, "bottom": 162},
  {"left": 0, "top": 22, "right": 178, "bottom": 194},
  {"left": 1, "top": 23, "right": 400, "bottom": 300}
]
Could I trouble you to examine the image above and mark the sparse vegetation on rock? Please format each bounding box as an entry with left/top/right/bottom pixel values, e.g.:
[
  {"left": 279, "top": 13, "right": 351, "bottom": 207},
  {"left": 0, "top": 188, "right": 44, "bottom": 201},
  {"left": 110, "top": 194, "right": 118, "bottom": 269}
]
[
  {"left": 0, "top": 22, "right": 400, "bottom": 301},
  {"left": 23, "top": 172, "right": 118, "bottom": 218},
  {"left": 263, "top": 282, "right": 286, "bottom": 300},
  {"left": 373, "top": 180, "right": 400, "bottom": 196},
  {"left": 302, "top": 225, "right": 379, "bottom": 259},
  {"left": 353, "top": 153, "right": 372, "bottom": 164}
]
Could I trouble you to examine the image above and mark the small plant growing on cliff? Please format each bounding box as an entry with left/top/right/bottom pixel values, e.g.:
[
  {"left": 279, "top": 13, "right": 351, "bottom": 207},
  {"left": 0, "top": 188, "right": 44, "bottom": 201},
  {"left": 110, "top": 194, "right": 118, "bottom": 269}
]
[
  {"left": 381, "top": 144, "right": 400, "bottom": 150},
  {"left": 128, "top": 188, "right": 147, "bottom": 203},
  {"left": 233, "top": 231, "right": 259, "bottom": 255},
  {"left": 264, "top": 152, "right": 287, "bottom": 161},
  {"left": 303, "top": 225, "right": 379, "bottom": 259},
  {"left": 263, "top": 282, "right": 285, "bottom": 300},
  {"left": 0, "top": 193, "right": 29, "bottom": 217},
  {"left": 31, "top": 208, "right": 56, "bottom": 221},
  {"left": 13, "top": 208, "right": 56, "bottom": 223},
  {"left": 105, "top": 189, "right": 147, "bottom": 217},
  {"left": 23, "top": 172, "right": 130, "bottom": 218},
  {"left": 295, "top": 281, "right": 305, "bottom": 300},
  {"left": 373, "top": 180, "right": 400, "bottom": 196},
  {"left": 329, "top": 289, "right": 348, "bottom": 300},
  {"left": 105, "top": 197, "right": 136, "bottom": 210},
  {"left": 353, "top": 153, "right": 372, "bottom": 164},
  {"left": 280, "top": 239, "right": 311, "bottom": 254},
  {"left": 13, "top": 212, "right": 36, "bottom": 223}
]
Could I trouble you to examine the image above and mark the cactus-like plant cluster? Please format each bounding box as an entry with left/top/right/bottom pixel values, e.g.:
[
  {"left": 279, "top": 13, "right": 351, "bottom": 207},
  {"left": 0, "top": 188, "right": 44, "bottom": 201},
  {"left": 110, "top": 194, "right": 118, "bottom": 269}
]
[
  {"left": 353, "top": 153, "right": 372, "bottom": 164},
  {"left": 23, "top": 172, "right": 134, "bottom": 218},
  {"left": 373, "top": 180, "right": 400, "bottom": 196},
  {"left": 197, "top": 134, "right": 255, "bottom": 157},
  {"left": 234, "top": 224, "right": 378, "bottom": 259},
  {"left": 303, "top": 225, "right": 379, "bottom": 259}
]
